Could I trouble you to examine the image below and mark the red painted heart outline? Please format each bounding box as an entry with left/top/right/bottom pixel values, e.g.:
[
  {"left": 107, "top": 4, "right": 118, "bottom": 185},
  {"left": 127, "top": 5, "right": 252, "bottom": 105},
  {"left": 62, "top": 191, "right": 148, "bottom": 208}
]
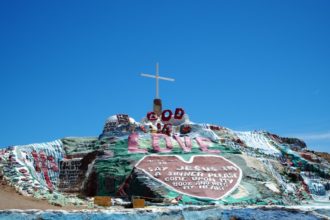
[{"left": 135, "top": 155, "right": 242, "bottom": 200}]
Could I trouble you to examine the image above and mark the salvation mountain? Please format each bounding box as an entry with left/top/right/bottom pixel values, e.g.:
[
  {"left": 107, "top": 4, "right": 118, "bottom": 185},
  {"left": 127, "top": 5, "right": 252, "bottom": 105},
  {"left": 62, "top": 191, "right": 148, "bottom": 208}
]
[{"left": 0, "top": 108, "right": 330, "bottom": 208}]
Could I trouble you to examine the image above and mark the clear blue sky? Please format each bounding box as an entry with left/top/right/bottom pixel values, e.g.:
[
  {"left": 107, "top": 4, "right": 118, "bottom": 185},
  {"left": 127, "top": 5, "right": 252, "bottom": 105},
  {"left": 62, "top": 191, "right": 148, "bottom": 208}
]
[{"left": 0, "top": 1, "right": 329, "bottom": 152}]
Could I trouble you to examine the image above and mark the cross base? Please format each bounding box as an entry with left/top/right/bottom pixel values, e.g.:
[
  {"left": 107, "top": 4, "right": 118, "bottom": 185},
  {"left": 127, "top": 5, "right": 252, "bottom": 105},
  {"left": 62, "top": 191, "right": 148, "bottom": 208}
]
[{"left": 153, "top": 99, "right": 162, "bottom": 117}]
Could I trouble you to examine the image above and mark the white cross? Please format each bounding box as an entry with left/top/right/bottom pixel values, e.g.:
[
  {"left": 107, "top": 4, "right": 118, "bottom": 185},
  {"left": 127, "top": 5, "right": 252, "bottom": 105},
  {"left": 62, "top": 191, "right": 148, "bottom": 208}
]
[{"left": 140, "top": 62, "right": 175, "bottom": 99}]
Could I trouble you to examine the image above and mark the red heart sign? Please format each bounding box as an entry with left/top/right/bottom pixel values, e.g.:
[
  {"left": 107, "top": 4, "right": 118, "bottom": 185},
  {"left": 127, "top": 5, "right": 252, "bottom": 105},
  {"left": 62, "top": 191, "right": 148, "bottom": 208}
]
[{"left": 135, "top": 155, "right": 242, "bottom": 200}]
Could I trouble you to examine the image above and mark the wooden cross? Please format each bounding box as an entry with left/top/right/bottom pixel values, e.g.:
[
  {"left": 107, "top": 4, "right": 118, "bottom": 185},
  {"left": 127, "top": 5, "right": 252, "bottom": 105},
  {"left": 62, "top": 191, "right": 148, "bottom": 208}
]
[{"left": 141, "top": 62, "right": 175, "bottom": 99}]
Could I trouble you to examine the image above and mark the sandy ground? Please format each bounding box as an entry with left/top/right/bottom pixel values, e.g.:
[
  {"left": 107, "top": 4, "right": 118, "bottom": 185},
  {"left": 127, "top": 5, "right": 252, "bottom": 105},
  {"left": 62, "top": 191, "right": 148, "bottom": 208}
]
[{"left": 0, "top": 183, "right": 62, "bottom": 210}]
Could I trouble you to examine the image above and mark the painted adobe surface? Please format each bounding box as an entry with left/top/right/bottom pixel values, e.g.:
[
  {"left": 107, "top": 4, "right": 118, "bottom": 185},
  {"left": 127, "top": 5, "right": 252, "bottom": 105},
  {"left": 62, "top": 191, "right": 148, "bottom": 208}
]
[
  {"left": 135, "top": 155, "right": 242, "bottom": 200},
  {"left": 0, "top": 111, "right": 330, "bottom": 207}
]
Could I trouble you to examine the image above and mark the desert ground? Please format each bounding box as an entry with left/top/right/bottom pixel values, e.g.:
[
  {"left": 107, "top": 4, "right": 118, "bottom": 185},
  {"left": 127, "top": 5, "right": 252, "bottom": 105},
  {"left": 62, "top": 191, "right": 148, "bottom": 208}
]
[{"left": 0, "top": 184, "right": 61, "bottom": 210}]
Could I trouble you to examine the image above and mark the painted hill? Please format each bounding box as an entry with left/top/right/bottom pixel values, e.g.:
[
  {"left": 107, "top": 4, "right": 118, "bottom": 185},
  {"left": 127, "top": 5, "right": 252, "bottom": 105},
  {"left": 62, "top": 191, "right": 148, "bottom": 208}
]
[{"left": 0, "top": 110, "right": 329, "bottom": 208}]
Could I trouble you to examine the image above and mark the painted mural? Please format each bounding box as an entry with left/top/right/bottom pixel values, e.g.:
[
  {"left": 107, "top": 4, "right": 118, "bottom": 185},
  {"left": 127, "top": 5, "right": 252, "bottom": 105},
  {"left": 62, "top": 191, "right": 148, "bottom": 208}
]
[{"left": 0, "top": 108, "right": 330, "bottom": 208}]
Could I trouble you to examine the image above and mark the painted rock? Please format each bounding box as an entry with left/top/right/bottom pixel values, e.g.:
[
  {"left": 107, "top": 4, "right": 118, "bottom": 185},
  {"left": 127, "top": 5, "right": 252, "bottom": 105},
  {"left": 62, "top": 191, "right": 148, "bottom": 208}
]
[{"left": 135, "top": 155, "right": 242, "bottom": 200}]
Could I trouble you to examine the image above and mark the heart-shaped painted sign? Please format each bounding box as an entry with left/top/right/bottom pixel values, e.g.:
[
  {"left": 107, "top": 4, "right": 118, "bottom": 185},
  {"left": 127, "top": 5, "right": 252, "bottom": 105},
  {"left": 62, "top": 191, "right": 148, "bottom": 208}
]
[{"left": 135, "top": 155, "right": 242, "bottom": 200}]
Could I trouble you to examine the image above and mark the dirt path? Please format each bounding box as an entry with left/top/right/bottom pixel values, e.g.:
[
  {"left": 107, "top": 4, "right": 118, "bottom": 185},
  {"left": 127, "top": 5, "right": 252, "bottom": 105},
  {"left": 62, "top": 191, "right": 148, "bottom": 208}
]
[{"left": 0, "top": 184, "right": 61, "bottom": 210}]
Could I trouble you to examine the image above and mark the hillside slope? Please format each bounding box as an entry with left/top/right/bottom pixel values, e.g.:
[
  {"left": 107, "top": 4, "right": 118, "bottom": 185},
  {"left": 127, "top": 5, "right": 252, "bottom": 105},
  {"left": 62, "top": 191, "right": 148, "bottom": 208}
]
[{"left": 0, "top": 112, "right": 329, "bottom": 208}]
